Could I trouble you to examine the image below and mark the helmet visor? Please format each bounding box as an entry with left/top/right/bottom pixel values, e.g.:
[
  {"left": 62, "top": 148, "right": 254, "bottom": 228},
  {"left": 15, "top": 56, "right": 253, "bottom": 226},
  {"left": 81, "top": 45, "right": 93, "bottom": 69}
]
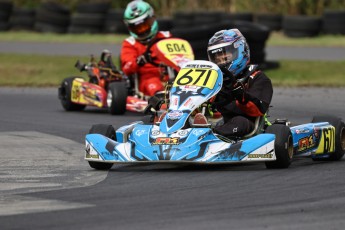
[
  {"left": 128, "top": 16, "right": 154, "bottom": 38},
  {"left": 207, "top": 42, "right": 238, "bottom": 66}
]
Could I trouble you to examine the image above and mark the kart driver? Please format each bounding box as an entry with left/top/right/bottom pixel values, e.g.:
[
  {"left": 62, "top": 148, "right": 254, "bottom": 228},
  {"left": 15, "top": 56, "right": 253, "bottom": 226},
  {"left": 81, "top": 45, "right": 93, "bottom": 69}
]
[
  {"left": 120, "top": 0, "right": 172, "bottom": 96},
  {"left": 206, "top": 28, "right": 273, "bottom": 137}
]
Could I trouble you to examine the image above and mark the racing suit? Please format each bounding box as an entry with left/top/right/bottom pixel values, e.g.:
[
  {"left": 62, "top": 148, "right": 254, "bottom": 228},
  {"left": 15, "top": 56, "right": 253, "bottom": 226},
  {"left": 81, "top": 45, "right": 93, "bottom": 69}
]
[
  {"left": 214, "top": 65, "right": 273, "bottom": 137},
  {"left": 120, "top": 31, "right": 172, "bottom": 96}
]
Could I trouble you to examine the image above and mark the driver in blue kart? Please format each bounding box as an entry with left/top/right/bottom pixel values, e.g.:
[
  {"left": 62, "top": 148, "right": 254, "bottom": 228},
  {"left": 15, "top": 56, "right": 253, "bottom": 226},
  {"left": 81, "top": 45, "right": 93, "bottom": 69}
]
[{"left": 206, "top": 28, "right": 273, "bottom": 137}]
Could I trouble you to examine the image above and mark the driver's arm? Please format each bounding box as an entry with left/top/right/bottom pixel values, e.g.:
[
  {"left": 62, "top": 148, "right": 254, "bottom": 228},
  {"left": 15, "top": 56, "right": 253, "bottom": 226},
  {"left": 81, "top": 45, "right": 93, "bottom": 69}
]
[{"left": 120, "top": 39, "right": 140, "bottom": 76}]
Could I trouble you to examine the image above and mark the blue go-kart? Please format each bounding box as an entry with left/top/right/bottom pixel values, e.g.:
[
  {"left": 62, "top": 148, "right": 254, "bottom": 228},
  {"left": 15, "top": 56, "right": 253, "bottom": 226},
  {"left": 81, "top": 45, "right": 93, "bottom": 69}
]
[{"left": 85, "top": 60, "right": 345, "bottom": 170}]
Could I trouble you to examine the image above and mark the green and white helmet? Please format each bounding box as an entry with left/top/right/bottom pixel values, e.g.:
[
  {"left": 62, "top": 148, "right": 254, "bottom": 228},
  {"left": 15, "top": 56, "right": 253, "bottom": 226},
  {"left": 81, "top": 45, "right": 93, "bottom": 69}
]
[{"left": 124, "top": 0, "right": 158, "bottom": 43}]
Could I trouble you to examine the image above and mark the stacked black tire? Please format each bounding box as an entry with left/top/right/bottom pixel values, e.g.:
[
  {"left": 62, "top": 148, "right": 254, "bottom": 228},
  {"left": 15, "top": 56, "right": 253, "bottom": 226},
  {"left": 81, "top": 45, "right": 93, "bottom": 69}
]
[
  {"left": 171, "top": 11, "right": 234, "bottom": 60},
  {"left": 9, "top": 7, "right": 36, "bottom": 31},
  {"left": 103, "top": 8, "right": 127, "bottom": 34},
  {"left": 322, "top": 10, "right": 345, "bottom": 35},
  {"left": 34, "top": 2, "right": 70, "bottom": 33},
  {"left": 68, "top": 2, "right": 110, "bottom": 34},
  {"left": 255, "top": 13, "right": 282, "bottom": 31},
  {"left": 0, "top": 1, "right": 13, "bottom": 31},
  {"left": 171, "top": 11, "right": 271, "bottom": 67},
  {"left": 157, "top": 17, "right": 174, "bottom": 31},
  {"left": 282, "top": 15, "right": 322, "bottom": 37}
]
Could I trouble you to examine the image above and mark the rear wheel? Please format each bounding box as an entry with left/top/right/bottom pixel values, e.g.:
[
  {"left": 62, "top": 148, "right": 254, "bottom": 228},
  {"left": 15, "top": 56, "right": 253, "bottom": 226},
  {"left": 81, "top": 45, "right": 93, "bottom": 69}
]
[
  {"left": 88, "top": 124, "right": 116, "bottom": 170},
  {"left": 107, "top": 82, "right": 127, "bottom": 115},
  {"left": 265, "top": 124, "right": 294, "bottom": 169},
  {"left": 59, "top": 77, "right": 86, "bottom": 111},
  {"left": 311, "top": 115, "right": 345, "bottom": 161}
]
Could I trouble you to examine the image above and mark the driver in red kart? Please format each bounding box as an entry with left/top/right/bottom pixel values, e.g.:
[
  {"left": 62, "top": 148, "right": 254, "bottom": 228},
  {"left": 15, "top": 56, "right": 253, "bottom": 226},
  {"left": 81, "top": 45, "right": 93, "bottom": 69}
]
[
  {"left": 120, "top": 0, "right": 172, "bottom": 96},
  {"left": 206, "top": 29, "right": 273, "bottom": 137}
]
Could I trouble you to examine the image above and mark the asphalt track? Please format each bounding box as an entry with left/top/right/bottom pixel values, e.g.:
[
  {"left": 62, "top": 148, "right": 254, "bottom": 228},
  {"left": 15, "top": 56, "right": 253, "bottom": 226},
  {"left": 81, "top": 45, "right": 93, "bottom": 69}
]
[
  {"left": 1, "top": 41, "right": 345, "bottom": 60},
  {"left": 1, "top": 87, "right": 345, "bottom": 230}
]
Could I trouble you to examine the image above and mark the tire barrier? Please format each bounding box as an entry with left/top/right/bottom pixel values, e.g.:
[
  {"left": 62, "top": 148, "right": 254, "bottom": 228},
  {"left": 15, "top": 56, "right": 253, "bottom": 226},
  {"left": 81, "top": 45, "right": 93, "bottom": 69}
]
[
  {"left": 68, "top": 2, "right": 110, "bottom": 34},
  {"left": 103, "top": 9, "right": 127, "bottom": 34},
  {"left": 322, "top": 10, "right": 345, "bottom": 35},
  {"left": 255, "top": 13, "right": 282, "bottom": 31},
  {"left": 221, "top": 12, "right": 253, "bottom": 22},
  {"left": 34, "top": 2, "right": 70, "bottom": 33},
  {"left": 0, "top": 1, "right": 13, "bottom": 31},
  {"left": 157, "top": 17, "right": 174, "bottom": 31},
  {"left": 2, "top": 2, "right": 345, "bottom": 39},
  {"left": 9, "top": 8, "right": 36, "bottom": 31},
  {"left": 282, "top": 15, "right": 322, "bottom": 38}
]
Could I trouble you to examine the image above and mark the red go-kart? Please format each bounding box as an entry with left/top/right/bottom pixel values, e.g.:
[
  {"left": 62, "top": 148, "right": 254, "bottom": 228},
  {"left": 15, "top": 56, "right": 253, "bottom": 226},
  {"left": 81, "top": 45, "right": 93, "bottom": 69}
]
[{"left": 58, "top": 38, "right": 194, "bottom": 115}]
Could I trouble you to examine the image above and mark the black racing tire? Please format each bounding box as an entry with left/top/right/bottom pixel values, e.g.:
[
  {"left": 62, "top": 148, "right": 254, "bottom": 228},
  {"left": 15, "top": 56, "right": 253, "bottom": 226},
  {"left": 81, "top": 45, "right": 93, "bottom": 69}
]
[
  {"left": 222, "top": 12, "right": 253, "bottom": 22},
  {"left": 76, "top": 2, "right": 111, "bottom": 14},
  {"left": 322, "top": 10, "right": 345, "bottom": 34},
  {"left": 40, "top": 2, "right": 70, "bottom": 15},
  {"left": 35, "top": 9, "right": 70, "bottom": 27},
  {"left": 107, "top": 82, "right": 127, "bottom": 115},
  {"left": 282, "top": 15, "right": 321, "bottom": 37},
  {"left": 59, "top": 77, "right": 86, "bottom": 111},
  {"left": 88, "top": 124, "right": 115, "bottom": 170},
  {"left": 103, "top": 9, "right": 127, "bottom": 33},
  {"left": 0, "top": 22, "right": 10, "bottom": 31},
  {"left": 70, "top": 13, "right": 105, "bottom": 27},
  {"left": 255, "top": 13, "right": 282, "bottom": 31},
  {"left": 311, "top": 115, "right": 345, "bottom": 161},
  {"left": 265, "top": 124, "right": 294, "bottom": 169},
  {"left": 157, "top": 17, "right": 173, "bottom": 31},
  {"left": 34, "top": 22, "right": 67, "bottom": 33},
  {"left": 67, "top": 25, "right": 102, "bottom": 34}
]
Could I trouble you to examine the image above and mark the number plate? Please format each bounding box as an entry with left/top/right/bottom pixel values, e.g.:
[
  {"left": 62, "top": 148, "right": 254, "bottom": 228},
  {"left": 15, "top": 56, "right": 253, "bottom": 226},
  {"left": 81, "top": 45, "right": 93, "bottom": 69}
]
[{"left": 173, "top": 68, "right": 218, "bottom": 89}]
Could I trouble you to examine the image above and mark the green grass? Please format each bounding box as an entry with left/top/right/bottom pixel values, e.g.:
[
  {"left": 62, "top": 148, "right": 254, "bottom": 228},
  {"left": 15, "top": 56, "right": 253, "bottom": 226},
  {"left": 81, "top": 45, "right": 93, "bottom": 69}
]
[
  {"left": 0, "top": 53, "right": 344, "bottom": 87},
  {"left": 0, "top": 53, "right": 87, "bottom": 86},
  {"left": 1, "top": 31, "right": 345, "bottom": 47},
  {"left": 0, "top": 31, "right": 128, "bottom": 44},
  {"left": 266, "top": 60, "right": 345, "bottom": 86},
  {"left": 267, "top": 32, "right": 345, "bottom": 47}
]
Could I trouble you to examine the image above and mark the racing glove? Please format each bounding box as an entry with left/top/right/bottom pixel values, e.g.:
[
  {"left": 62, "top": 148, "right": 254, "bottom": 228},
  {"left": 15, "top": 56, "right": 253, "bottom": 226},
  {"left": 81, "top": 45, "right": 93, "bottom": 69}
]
[
  {"left": 136, "top": 52, "right": 152, "bottom": 66},
  {"left": 232, "top": 81, "right": 246, "bottom": 104}
]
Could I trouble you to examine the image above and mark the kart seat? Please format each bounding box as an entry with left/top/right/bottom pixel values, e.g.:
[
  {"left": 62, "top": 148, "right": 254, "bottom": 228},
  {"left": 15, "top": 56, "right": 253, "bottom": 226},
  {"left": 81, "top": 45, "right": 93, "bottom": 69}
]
[
  {"left": 193, "top": 113, "right": 211, "bottom": 127},
  {"left": 243, "top": 115, "right": 265, "bottom": 139}
]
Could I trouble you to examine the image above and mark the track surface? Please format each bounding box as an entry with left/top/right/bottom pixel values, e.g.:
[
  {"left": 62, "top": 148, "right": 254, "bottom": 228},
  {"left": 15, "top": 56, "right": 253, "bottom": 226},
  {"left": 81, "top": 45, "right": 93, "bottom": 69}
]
[
  {"left": 0, "top": 87, "right": 345, "bottom": 230},
  {"left": 1, "top": 41, "right": 345, "bottom": 60}
]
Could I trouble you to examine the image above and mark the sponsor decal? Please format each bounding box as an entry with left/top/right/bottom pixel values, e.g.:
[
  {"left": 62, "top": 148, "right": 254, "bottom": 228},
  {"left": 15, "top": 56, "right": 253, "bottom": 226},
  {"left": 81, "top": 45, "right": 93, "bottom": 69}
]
[
  {"left": 211, "top": 48, "right": 222, "bottom": 53},
  {"left": 167, "top": 110, "right": 183, "bottom": 120},
  {"left": 295, "top": 128, "right": 309, "bottom": 134},
  {"left": 85, "top": 144, "right": 99, "bottom": 159},
  {"left": 181, "top": 85, "right": 199, "bottom": 92},
  {"left": 135, "top": 129, "right": 146, "bottom": 137},
  {"left": 298, "top": 134, "right": 316, "bottom": 152},
  {"left": 151, "top": 130, "right": 160, "bottom": 136},
  {"left": 152, "top": 137, "right": 180, "bottom": 145},
  {"left": 178, "top": 130, "right": 188, "bottom": 136},
  {"left": 173, "top": 97, "right": 178, "bottom": 106},
  {"left": 183, "top": 98, "right": 193, "bottom": 107},
  {"left": 192, "top": 129, "right": 205, "bottom": 136},
  {"left": 314, "top": 128, "right": 319, "bottom": 138},
  {"left": 234, "top": 41, "right": 241, "bottom": 48},
  {"left": 85, "top": 153, "right": 99, "bottom": 159},
  {"left": 248, "top": 153, "right": 273, "bottom": 159}
]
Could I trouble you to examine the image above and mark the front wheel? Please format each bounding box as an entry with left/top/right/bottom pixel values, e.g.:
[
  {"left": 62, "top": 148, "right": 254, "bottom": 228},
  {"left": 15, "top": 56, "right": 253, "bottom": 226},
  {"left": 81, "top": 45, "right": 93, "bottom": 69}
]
[
  {"left": 59, "top": 77, "right": 86, "bottom": 111},
  {"left": 107, "top": 82, "right": 127, "bottom": 115},
  {"left": 265, "top": 124, "right": 294, "bottom": 169},
  {"left": 311, "top": 115, "right": 345, "bottom": 161},
  {"left": 88, "top": 124, "right": 116, "bottom": 170}
]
